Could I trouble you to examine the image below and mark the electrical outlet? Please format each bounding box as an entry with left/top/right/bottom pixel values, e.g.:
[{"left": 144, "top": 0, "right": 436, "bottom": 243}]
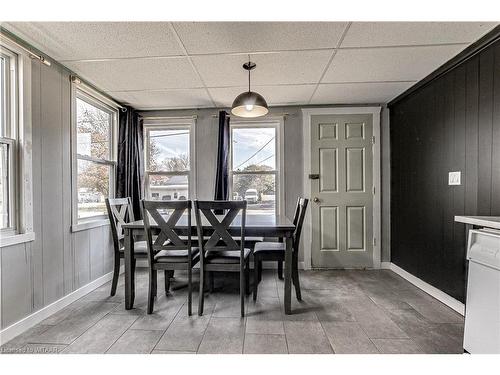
[{"left": 448, "top": 171, "right": 461, "bottom": 185}]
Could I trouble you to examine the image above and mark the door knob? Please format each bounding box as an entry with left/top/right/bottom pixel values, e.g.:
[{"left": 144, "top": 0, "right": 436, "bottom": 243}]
[{"left": 313, "top": 197, "right": 320, "bottom": 203}]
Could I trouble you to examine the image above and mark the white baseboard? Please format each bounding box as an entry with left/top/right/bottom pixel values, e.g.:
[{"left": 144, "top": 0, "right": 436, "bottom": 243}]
[
  {"left": 0, "top": 266, "right": 124, "bottom": 346},
  {"left": 388, "top": 262, "right": 465, "bottom": 316},
  {"left": 380, "top": 261, "right": 391, "bottom": 269}
]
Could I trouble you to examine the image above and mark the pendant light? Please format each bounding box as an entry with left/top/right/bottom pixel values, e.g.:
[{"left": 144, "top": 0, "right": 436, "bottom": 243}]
[{"left": 231, "top": 61, "right": 268, "bottom": 118}]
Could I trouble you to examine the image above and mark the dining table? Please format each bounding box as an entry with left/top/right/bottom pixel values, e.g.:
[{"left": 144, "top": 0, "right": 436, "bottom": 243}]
[{"left": 122, "top": 213, "right": 297, "bottom": 314}]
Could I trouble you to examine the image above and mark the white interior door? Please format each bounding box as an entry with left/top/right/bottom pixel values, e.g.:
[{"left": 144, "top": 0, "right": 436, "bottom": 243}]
[{"left": 310, "top": 114, "right": 374, "bottom": 268}]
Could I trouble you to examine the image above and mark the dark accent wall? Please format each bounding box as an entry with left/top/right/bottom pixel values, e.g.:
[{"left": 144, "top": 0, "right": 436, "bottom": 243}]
[{"left": 390, "top": 38, "right": 500, "bottom": 303}]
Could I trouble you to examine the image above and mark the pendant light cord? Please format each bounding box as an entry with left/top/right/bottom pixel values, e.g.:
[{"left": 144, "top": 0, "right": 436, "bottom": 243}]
[{"left": 248, "top": 61, "right": 251, "bottom": 93}]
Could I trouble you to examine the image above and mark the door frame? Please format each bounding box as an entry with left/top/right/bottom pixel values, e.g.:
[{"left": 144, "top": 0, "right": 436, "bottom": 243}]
[{"left": 301, "top": 107, "right": 381, "bottom": 270}]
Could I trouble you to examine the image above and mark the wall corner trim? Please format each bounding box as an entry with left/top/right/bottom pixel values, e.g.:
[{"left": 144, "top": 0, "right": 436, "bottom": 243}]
[
  {"left": 0, "top": 266, "right": 124, "bottom": 346},
  {"left": 388, "top": 262, "right": 465, "bottom": 316}
]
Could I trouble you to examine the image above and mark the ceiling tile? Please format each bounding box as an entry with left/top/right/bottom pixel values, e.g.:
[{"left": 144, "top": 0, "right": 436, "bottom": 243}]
[
  {"left": 342, "top": 22, "right": 498, "bottom": 47},
  {"left": 208, "top": 85, "right": 316, "bottom": 107},
  {"left": 3, "top": 21, "right": 495, "bottom": 109},
  {"left": 193, "top": 50, "right": 332, "bottom": 88},
  {"left": 65, "top": 58, "right": 203, "bottom": 91},
  {"left": 3, "top": 22, "right": 184, "bottom": 60},
  {"left": 173, "top": 22, "right": 348, "bottom": 54},
  {"left": 322, "top": 44, "right": 468, "bottom": 83},
  {"left": 311, "top": 82, "right": 415, "bottom": 104},
  {"left": 108, "top": 89, "right": 213, "bottom": 110}
]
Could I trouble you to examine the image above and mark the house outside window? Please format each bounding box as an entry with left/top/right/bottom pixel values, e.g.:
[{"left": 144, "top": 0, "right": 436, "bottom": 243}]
[{"left": 143, "top": 117, "right": 196, "bottom": 202}]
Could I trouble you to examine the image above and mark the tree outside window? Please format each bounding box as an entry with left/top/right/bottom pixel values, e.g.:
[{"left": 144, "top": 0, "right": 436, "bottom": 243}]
[{"left": 75, "top": 94, "right": 116, "bottom": 221}]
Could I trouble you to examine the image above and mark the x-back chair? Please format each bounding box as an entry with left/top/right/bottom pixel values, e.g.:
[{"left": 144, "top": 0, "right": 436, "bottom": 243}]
[
  {"left": 194, "top": 200, "right": 250, "bottom": 317},
  {"left": 105, "top": 197, "right": 148, "bottom": 296},
  {"left": 142, "top": 200, "right": 199, "bottom": 315},
  {"left": 253, "top": 197, "right": 309, "bottom": 301}
]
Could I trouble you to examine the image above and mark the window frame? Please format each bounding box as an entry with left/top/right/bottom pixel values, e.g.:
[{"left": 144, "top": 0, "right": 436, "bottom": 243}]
[
  {"left": 0, "top": 137, "right": 16, "bottom": 234},
  {"left": 71, "top": 85, "right": 118, "bottom": 231},
  {"left": 0, "top": 37, "right": 34, "bottom": 247},
  {"left": 0, "top": 47, "right": 17, "bottom": 236},
  {"left": 229, "top": 117, "right": 285, "bottom": 216},
  {"left": 1, "top": 48, "right": 16, "bottom": 139},
  {"left": 143, "top": 116, "right": 196, "bottom": 201}
]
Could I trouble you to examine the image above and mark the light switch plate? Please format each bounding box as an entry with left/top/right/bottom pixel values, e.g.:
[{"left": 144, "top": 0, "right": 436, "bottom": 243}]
[{"left": 448, "top": 171, "right": 461, "bottom": 185}]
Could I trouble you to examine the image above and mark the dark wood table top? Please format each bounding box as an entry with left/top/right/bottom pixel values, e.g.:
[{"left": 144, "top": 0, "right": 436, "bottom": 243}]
[{"left": 123, "top": 213, "right": 295, "bottom": 236}]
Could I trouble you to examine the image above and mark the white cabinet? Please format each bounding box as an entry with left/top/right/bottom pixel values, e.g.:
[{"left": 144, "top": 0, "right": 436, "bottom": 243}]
[{"left": 463, "top": 229, "right": 500, "bottom": 354}]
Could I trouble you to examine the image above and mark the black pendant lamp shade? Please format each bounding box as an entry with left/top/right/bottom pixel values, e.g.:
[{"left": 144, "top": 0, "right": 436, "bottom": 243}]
[{"left": 231, "top": 61, "right": 268, "bottom": 118}]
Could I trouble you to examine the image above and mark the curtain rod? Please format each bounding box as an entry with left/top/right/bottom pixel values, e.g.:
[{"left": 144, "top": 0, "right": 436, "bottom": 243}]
[
  {"left": 211, "top": 113, "right": 289, "bottom": 118},
  {"left": 70, "top": 75, "right": 126, "bottom": 111},
  {"left": 142, "top": 115, "right": 198, "bottom": 120},
  {"left": 0, "top": 30, "right": 51, "bottom": 66},
  {"left": 1, "top": 27, "right": 127, "bottom": 112}
]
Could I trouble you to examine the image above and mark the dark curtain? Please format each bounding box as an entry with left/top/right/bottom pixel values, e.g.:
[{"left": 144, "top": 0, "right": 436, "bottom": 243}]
[
  {"left": 116, "top": 106, "right": 144, "bottom": 219},
  {"left": 214, "top": 110, "right": 230, "bottom": 203}
]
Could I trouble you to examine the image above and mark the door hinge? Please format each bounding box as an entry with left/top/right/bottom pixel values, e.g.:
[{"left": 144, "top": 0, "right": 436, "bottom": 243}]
[
  {"left": 371, "top": 136, "right": 375, "bottom": 145},
  {"left": 372, "top": 237, "right": 376, "bottom": 246},
  {"left": 372, "top": 186, "right": 375, "bottom": 195}
]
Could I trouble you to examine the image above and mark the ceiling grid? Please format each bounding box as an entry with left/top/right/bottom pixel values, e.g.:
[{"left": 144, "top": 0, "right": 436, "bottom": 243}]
[{"left": 2, "top": 21, "right": 497, "bottom": 109}]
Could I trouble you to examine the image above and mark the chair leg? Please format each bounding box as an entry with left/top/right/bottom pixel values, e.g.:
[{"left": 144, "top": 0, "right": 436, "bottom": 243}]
[
  {"left": 164, "top": 270, "right": 173, "bottom": 294},
  {"left": 110, "top": 255, "right": 120, "bottom": 296},
  {"left": 147, "top": 269, "right": 157, "bottom": 314},
  {"left": 278, "top": 261, "right": 283, "bottom": 280},
  {"left": 245, "top": 260, "right": 250, "bottom": 295},
  {"left": 253, "top": 256, "right": 259, "bottom": 301},
  {"left": 292, "top": 252, "right": 302, "bottom": 301},
  {"left": 152, "top": 269, "right": 157, "bottom": 297},
  {"left": 187, "top": 266, "right": 192, "bottom": 316},
  {"left": 258, "top": 260, "right": 263, "bottom": 282},
  {"left": 240, "top": 266, "right": 245, "bottom": 318},
  {"left": 198, "top": 266, "right": 205, "bottom": 316}
]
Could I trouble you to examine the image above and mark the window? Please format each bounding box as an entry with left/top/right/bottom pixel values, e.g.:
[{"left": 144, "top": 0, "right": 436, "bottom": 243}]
[
  {"left": 0, "top": 38, "right": 34, "bottom": 246},
  {"left": 1, "top": 45, "right": 17, "bottom": 234},
  {"left": 72, "top": 89, "right": 117, "bottom": 227},
  {"left": 230, "top": 120, "right": 283, "bottom": 215},
  {"left": 144, "top": 118, "right": 195, "bottom": 201}
]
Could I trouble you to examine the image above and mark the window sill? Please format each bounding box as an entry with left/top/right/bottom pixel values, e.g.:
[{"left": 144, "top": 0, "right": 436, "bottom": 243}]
[
  {"left": 71, "top": 219, "right": 110, "bottom": 233},
  {"left": 0, "top": 232, "right": 35, "bottom": 248}
]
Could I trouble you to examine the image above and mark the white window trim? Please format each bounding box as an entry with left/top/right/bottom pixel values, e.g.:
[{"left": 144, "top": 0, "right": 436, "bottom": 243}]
[
  {"left": 70, "top": 84, "right": 118, "bottom": 232},
  {"left": 0, "top": 137, "right": 16, "bottom": 236},
  {"left": 229, "top": 116, "right": 285, "bottom": 216},
  {"left": 143, "top": 116, "right": 197, "bottom": 200},
  {"left": 0, "top": 36, "right": 34, "bottom": 247}
]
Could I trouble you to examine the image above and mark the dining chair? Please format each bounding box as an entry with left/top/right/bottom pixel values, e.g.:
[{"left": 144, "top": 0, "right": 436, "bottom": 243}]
[
  {"left": 105, "top": 197, "right": 149, "bottom": 297},
  {"left": 141, "top": 200, "right": 199, "bottom": 315},
  {"left": 194, "top": 200, "right": 250, "bottom": 317},
  {"left": 253, "top": 197, "right": 309, "bottom": 301}
]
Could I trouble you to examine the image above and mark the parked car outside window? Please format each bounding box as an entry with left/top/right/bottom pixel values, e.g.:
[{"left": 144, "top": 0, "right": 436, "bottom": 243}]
[{"left": 244, "top": 189, "right": 259, "bottom": 204}]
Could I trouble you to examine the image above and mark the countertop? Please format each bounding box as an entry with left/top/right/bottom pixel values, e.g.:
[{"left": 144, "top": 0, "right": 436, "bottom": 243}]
[{"left": 454, "top": 216, "right": 500, "bottom": 229}]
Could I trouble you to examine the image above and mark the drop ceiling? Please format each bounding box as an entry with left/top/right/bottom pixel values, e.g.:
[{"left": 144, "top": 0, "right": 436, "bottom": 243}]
[{"left": 2, "top": 22, "right": 498, "bottom": 110}]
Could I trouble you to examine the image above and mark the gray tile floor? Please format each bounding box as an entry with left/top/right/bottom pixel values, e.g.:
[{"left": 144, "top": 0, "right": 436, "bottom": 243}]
[{"left": 0, "top": 269, "right": 464, "bottom": 354}]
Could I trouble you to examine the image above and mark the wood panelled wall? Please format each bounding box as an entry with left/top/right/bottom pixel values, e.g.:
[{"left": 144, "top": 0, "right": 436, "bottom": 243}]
[
  {"left": 0, "top": 60, "right": 114, "bottom": 329},
  {"left": 390, "top": 38, "right": 500, "bottom": 302}
]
